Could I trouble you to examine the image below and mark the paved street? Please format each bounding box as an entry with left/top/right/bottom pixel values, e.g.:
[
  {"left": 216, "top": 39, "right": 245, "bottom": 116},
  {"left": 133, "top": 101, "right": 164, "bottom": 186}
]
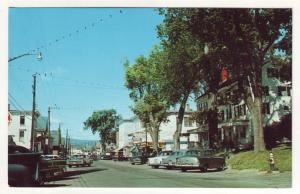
[{"left": 43, "top": 160, "right": 291, "bottom": 188}]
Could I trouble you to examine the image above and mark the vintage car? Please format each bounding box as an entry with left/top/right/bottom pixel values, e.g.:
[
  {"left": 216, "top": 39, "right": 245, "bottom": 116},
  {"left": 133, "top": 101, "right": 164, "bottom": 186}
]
[
  {"left": 40, "top": 155, "right": 66, "bottom": 179},
  {"left": 8, "top": 144, "right": 42, "bottom": 186},
  {"left": 175, "top": 149, "right": 226, "bottom": 172},
  {"left": 113, "top": 151, "right": 127, "bottom": 161},
  {"left": 100, "top": 152, "right": 114, "bottom": 160},
  {"left": 129, "top": 152, "right": 148, "bottom": 165},
  {"left": 161, "top": 150, "right": 188, "bottom": 169},
  {"left": 148, "top": 150, "right": 172, "bottom": 169},
  {"left": 67, "top": 154, "right": 93, "bottom": 167}
]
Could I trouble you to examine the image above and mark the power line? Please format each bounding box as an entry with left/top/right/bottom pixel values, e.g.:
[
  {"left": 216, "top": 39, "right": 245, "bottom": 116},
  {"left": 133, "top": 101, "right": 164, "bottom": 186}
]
[{"left": 11, "top": 9, "right": 125, "bottom": 59}]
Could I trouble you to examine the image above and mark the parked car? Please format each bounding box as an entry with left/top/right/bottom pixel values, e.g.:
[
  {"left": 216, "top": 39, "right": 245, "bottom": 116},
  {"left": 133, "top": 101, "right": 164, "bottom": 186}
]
[
  {"left": 67, "top": 155, "right": 93, "bottom": 167},
  {"left": 148, "top": 150, "right": 172, "bottom": 169},
  {"left": 129, "top": 152, "right": 148, "bottom": 165},
  {"left": 8, "top": 145, "right": 42, "bottom": 186},
  {"left": 113, "top": 151, "right": 127, "bottom": 161},
  {"left": 40, "top": 155, "right": 66, "bottom": 179},
  {"left": 175, "top": 149, "right": 226, "bottom": 172},
  {"left": 161, "top": 150, "right": 188, "bottom": 169},
  {"left": 100, "top": 152, "right": 114, "bottom": 160}
]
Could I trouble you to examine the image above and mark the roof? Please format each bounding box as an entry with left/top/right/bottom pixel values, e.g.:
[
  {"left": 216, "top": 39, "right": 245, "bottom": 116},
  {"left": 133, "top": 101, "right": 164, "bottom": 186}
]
[
  {"left": 36, "top": 116, "right": 48, "bottom": 131},
  {"left": 10, "top": 109, "right": 32, "bottom": 116},
  {"left": 51, "top": 130, "right": 60, "bottom": 146}
]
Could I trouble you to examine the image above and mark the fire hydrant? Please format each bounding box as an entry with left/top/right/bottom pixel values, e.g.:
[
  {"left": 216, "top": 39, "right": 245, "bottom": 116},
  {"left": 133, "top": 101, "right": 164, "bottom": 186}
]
[{"left": 269, "top": 151, "right": 275, "bottom": 172}]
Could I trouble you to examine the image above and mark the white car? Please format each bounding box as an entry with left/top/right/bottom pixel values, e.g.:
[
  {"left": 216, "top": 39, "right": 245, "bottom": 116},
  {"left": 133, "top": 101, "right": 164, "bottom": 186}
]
[{"left": 148, "top": 150, "right": 173, "bottom": 169}]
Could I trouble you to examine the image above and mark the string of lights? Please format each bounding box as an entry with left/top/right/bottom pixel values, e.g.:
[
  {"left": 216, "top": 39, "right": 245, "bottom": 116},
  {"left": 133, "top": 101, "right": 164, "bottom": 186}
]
[{"left": 12, "top": 9, "right": 124, "bottom": 58}]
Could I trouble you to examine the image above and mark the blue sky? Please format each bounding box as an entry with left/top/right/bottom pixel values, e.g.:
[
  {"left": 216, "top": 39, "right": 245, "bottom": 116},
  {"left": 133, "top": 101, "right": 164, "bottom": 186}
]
[{"left": 8, "top": 8, "right": 164, "bottom": 140}]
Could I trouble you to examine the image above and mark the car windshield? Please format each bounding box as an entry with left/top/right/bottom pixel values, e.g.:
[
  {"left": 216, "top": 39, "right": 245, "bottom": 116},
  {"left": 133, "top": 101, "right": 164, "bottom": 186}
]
[
  {"left": 186, "top": 150, "right": 199, "bottom": 156},
  {"left": 159, "top": 151, "right": 171, "bottom": 156}
]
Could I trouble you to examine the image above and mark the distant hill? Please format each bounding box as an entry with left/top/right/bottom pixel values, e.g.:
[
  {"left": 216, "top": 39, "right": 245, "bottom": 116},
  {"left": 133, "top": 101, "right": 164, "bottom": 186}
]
[{"left": 62, "top": 137, "right": 98, "bottom": 149}]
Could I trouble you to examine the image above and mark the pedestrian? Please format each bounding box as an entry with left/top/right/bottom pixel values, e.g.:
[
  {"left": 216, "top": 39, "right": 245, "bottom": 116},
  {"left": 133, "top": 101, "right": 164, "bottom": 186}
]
[{"left": 269, "top": 151, "right": 275, "bottom": 172}]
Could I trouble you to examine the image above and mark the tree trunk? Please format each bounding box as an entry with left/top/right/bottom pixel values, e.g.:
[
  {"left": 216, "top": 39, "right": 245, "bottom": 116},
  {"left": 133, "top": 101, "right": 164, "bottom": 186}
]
[
  {"left": 150, "top": 127, "right": 159, "bottom": 153},
  {"left": 247, "top": 97, "right": 266, "bottom": 152},
  {"left": 174, "top": 95, "right": 189, "bottom": 150}
]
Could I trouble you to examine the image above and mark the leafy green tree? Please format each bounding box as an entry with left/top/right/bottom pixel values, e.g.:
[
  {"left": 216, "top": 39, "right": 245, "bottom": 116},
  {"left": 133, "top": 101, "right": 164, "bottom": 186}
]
[
  {"left": 159, "top": 8, "right": 291, "bottom": 151},
  {"left": 84, "top": 109, "right": 121, "bottom": 152},
  {"left": 157, "top": 9, "right": 206, "bottom": 150},
  {"left": 124, "top": 47, "right": 169, "bottom": 153}
]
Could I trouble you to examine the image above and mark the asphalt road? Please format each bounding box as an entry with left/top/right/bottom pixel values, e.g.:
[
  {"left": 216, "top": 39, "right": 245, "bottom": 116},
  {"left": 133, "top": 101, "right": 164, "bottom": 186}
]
[{"left": 43, "top": 159, "right": 292, "bottom": 188}]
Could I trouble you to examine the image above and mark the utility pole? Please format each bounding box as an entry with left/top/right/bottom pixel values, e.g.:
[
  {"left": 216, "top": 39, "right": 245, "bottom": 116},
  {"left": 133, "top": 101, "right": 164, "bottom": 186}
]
[
  {"left": 65, "top": 129, "right": 69, "bottom": 156},
  {"left": 47, "top": 106, "right": 51, "bottom": 154},
  {"left": 30, "top": 73, "right": 37, "bottom": 151}
]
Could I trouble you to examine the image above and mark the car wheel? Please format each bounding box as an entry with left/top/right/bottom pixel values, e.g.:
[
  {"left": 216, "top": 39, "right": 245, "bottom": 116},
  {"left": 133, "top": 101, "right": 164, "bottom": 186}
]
[
  {"left": 131, "top": 163, "right": 135, "bottom": 165},
  {"left": 154, "top": 165, "right": 159, "bottom": 169},
  {"left": 68, "top": 165, "right": 72, "bottom": 168},
  {"left": 218, "top": 163, "right": 226, "bottom": 171},
  {"left": 166, "top": 166, "right": 172, "bottom": 170},
  {"left": 201, "top": 165, "right": 208, "bottom": 173},
  {"left": 181, "top": 168, "right": 187, "bottom": 172}
]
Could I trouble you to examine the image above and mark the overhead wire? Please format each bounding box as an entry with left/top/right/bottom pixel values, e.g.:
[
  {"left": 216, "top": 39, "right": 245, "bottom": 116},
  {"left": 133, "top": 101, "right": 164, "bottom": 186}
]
[{"left": 11, "top": 9, "right": 125, "bottom": 58}]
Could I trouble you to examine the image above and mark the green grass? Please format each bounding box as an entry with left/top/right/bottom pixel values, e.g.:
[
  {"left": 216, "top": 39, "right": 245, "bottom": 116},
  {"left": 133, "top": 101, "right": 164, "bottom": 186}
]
[{"left": 227, "top": 144, "right": 292, "bottom": 172}]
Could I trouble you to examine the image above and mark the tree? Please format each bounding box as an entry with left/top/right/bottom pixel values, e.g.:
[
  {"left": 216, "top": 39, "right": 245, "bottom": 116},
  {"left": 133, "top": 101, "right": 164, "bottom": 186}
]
[
  {"left": 83, "top": 109, "right": 121, "bottom": 152},
  {"left": 159, "top": 8, "right": 291, "bottom": 152},
  {"left": 124, "top": 47, "right": 169, "bottom": 153},
  {"left": 157, "top": 9, "right": 205, "bottom": 150}
]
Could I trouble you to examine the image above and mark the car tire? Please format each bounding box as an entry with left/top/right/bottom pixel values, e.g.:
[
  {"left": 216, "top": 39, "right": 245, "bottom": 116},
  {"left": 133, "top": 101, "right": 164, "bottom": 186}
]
[
  {"left": 68, "top": 165, "right": 72, "bottom": 168},
  {"left": 154, "top": 165, "right": 159, "bottom": 169},
  {"left": 200, "top": 165, "right": 208, "bottom": 173},
  {"left": 218, "top": 163, "right": 226, "bottom": 171},
  {"left": 166, "top": 166, "right": 172, "bottom": 170},
  {"left": 131, "top": 163, "right": 135, "bottom": 165}
]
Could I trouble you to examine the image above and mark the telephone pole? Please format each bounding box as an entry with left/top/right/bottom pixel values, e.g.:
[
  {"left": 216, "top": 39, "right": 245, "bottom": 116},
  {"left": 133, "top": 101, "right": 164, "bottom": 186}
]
[
  {"left": 46, "top": 106, "right": 51, "bottom": 154},
  {"left": 30, "top": 73, "right": 37, "bottom": 151}
]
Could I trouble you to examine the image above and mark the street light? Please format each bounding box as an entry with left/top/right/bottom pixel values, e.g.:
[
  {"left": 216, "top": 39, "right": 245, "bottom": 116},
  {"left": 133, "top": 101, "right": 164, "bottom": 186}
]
[{"left": 8, "top": 52, "right": 42, "bottom": 62}]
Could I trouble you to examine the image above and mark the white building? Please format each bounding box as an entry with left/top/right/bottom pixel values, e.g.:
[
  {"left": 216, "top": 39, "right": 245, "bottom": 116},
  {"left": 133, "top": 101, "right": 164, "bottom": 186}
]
[
  {"left": 117, "top": 110, "right": 197, "bottom": 152},
  {"left": 8, "top": 110, "right": 33, "bottom": 149},
  {"left": 262, "top": 62, "right": 292, "bottom": 126}
]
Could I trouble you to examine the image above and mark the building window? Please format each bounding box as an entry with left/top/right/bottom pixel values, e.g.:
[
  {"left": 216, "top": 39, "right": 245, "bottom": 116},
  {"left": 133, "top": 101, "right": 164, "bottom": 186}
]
[
  {"left": 262, "top": 103, "right": 270, "bottom": 114},
  {"left": 283, "top": 106, "right": 289, "bottom": 111},
  {"left": 262, "top": 86, "right": 269, "bottom": 96},
  {"left": 267, "top": 68, "right": 280, "bottom": 78},
  {"left": 20, "top": 115, "right": 25, "bottom": 125},
  {"left": 19, "top": 130, "right": 25, "bottom": 142},
  {"left": 278, "top": 86, "right": 291, "bottom": 96},
  {"left": 184, "top": 117, "right": 193, "bottom": 127}
]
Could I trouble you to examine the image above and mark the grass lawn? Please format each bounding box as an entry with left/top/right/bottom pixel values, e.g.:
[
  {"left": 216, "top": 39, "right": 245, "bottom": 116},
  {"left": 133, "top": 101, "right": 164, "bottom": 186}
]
[{"left": 227, "top": 144, "right": 292, "bottom": 172}]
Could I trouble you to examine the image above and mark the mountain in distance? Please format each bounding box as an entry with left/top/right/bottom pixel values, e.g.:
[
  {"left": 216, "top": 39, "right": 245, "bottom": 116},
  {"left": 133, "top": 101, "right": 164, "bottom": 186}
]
[{"left": 62, "top": 137, "right": 98, "bottom": 149}]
